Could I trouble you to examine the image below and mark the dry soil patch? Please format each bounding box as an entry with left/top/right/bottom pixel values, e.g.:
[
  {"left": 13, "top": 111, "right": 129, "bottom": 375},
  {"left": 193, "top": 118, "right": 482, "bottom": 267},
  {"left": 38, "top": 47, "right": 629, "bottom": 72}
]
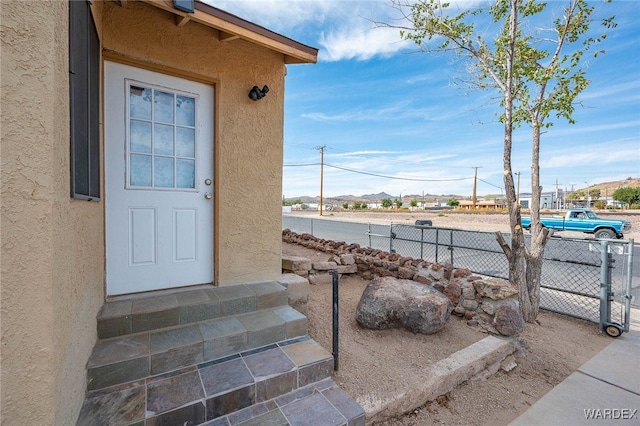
[{"left": 283, "top": 241, "right": 612, "bottom": 425}]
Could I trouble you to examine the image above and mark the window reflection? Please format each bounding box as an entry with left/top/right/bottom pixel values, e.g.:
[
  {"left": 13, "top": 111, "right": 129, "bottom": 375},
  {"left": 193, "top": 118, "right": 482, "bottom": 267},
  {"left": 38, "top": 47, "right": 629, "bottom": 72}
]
[
  {"left": 154, "top": 157, "right": 174, "bottom": 187},
  {"left": 130, "top": 120, "right": 152, "bottom": 153},
  {"left": 130, "top": 86, "right": 151, "bottom": 120},
  {"left": 154, "top": 91, "right": 174, "bottom": 123},
  {"left": 176, "top": 95, "right": 195, "bottom": 127},
  {"left": 154, "top": 124, "right": 174, "bottom": 156},
  {"left": 130, "top": 154, "right": 152, "bottom": 186},
  {"left": 176, "top": 127, "right": 195, "bottom": 157},
  {"left": 177, "top": 159, "right": 195, "bottom": 188},
  {"left": 128, "top": 84, "right": 197, "bottom": 189}
]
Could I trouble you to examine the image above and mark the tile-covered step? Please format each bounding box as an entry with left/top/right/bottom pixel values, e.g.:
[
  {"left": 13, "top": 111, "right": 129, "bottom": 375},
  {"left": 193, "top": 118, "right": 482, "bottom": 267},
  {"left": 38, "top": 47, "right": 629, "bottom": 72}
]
[
  {"left": 77, "top": 338, "right": 346, "bottom": 425},
  {"left": 214, "top": 378, "right": 366, "bottom": 426},
  {"left": 87, "top": 306, "right": 307, "bottom": 391},
  {"left": 97, "top": 282, "right": 288, "bottom": 339}
]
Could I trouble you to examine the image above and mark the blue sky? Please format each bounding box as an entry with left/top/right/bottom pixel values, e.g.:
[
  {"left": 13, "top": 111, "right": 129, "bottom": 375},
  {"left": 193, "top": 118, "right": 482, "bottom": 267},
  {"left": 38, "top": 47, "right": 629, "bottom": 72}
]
[{"left": 211, "top": 0, "right": 640, "bottom": 199}]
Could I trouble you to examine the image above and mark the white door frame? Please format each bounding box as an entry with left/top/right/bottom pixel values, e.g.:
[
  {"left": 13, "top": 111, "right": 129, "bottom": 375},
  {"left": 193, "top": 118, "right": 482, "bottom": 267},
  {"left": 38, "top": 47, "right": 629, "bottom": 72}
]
[{"left": 104, "top": 61, "right": 214, "bottom": 296}]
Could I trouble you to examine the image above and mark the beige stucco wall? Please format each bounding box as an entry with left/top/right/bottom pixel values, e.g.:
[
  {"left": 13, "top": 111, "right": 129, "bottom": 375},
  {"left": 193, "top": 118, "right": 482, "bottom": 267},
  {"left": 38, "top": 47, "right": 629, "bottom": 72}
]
[
  {"left": 1, "top": 1, "right": 105, "bottom": 424},
  {"left": 101, "top": 1, "right": 286, "bottom": 286},
  {"left": 1, "top": 1, "right": 291, "bottom": 423}
]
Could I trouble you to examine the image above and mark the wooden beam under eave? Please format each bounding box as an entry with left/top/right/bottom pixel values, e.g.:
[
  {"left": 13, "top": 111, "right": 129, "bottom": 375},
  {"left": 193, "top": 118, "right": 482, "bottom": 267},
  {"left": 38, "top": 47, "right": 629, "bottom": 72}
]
[
  {"left": 284, "top": 55, "right": 314, "bottom": 65},
  {"left": 140, "top": 0, "right": 317, "bottom": 64},
  {"left": 218, "top": 31, "right": 240, "bottom": 42},
  {"left": 175, "top": 15, "right": 190, "bottom": 27},
  {"left": 118, "top": 0, "right": 128, "bottom": 7}
]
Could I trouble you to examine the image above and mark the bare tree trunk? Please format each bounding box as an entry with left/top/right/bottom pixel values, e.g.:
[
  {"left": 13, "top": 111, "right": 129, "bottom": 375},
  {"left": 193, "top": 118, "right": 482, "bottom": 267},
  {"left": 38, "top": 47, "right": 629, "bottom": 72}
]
[
  {"left": 496, "top": 0, "right": 534, "bottom": 322},
  {"left": 522, "top": 123, "right": 552, "bottom": 321}
]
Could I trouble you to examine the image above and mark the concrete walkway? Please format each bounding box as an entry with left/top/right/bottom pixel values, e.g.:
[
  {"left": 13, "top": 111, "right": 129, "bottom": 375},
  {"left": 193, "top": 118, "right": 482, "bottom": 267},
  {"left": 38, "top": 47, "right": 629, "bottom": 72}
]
[{"left": 510, "top": 313, "right": 640, "bottom": 425}]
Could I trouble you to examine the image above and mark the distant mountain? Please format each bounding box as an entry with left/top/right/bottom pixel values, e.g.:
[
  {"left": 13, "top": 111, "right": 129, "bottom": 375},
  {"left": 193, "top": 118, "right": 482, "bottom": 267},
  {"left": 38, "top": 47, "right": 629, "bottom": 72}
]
[
  {"left": 358, "top": 192, "right": 395, "bottom": 200},
  {"left": 283, "top": 177, "right": 638, "bottom": 205},
  {"left": 581, "top": 177, "right": 640, "bottom": 195},
  {"left": 285, "top": 191, "right": 465, "bottom": 204}
]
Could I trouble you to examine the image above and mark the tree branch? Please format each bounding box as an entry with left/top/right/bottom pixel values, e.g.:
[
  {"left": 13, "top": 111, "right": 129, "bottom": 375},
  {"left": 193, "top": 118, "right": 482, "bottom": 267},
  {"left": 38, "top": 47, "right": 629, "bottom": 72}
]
[{"left": 495, "top": 231, "right": 511, "bottom": 258}]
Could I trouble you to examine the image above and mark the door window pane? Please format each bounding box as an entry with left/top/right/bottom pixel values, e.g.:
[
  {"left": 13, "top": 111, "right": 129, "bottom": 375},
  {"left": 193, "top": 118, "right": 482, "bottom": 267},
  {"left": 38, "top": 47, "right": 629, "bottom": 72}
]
[
  {"left": 154, "top": 123, "right": 174, "bottom": 155},
  {"left": 176, "top": 127, "right": 195, "bottom": 158},
  {"left": 176, "top": 159, "right": 195, "bottom": 188},
  {"left": 130, "top": 120, "right": 152, "bottom": 153},
  {"left": 176, "top": 95, "right": 195, "bottom": 126},
  {"left": 130, "top": 86, "right": 152, "bottom": 120},
  {"left": 154, "top": 91, "right": 174, "bottom": 123},
  {"left": 154, "top": 157, "right": 174, "bottom": 187},
  {"left": 127, "top": 84, "right": 197, "bottom": 190},
  {"left": 130, "top": 154, "right": 152, "bottom": 186}
]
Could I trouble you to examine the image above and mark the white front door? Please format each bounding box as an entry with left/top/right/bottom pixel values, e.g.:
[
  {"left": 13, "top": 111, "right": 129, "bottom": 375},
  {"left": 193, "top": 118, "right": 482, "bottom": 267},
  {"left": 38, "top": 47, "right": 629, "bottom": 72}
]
[{"left": 105, "top": 61, "right": 214, "bottom": 296}]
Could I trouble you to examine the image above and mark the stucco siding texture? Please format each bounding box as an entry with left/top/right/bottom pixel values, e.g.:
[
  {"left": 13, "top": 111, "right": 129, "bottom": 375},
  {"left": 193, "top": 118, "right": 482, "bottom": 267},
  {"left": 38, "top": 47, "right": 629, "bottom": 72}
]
[
  {"left": 2, "top": 1, "right": 292, "bottom": 423},
  {"left": 101, "top": 1, "right": 285, "bottom": 286},
  {"left": 1, "top": 1, "right": 104, "bottom": 425}
]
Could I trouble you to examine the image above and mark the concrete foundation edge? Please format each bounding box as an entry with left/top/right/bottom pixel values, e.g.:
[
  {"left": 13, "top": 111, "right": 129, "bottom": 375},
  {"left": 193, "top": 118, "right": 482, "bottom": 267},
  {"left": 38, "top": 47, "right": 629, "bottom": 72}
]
[{"left": 363, "top": 335, "right": 516, "bottom": 423}]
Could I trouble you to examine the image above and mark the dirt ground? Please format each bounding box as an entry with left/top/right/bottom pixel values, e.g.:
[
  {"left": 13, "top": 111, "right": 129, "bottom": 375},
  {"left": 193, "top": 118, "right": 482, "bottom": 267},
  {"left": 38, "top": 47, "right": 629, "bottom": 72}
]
[{"left": 282, "top": 212, "right": 620, "bottom": 424}]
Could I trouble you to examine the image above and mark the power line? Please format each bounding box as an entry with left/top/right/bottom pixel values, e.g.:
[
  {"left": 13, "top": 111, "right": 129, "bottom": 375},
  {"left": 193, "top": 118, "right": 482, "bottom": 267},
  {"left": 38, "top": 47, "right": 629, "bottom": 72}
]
[
  {"left": 284, "top": 162, "right": 506, "bottom": 190},
  {"left": 285, "top": 162, "right": 474, "bottom": 182},
  {"left": 326, "top": 164, "right": 473, "bottom": 182},
  {"left": 476, "top": 178, "right": 503, "bottom": 191}
]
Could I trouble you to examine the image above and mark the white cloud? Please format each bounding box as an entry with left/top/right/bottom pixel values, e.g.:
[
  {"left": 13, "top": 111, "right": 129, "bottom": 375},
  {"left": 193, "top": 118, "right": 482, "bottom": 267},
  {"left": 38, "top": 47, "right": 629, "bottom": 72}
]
[
  {"left": 581, "top": 81, "right": 640, "bottom": 101},
  {"left": 208, "top": 0, "right": 334, "bottom": 32},
  {"left": 318, "top": 25, "right": 411, "bottom": 62},
  {"left": 207, "top": 0, "right": 413, "bottom": 61},
  {"left": 542, "top": 146, "right": 640, "bottom": 169},
  {"left": 329, "top": 150, "right": 405, "bottom": 157},
  {"left": 301, "top": 99, "right": 471, "bottom": 123}
]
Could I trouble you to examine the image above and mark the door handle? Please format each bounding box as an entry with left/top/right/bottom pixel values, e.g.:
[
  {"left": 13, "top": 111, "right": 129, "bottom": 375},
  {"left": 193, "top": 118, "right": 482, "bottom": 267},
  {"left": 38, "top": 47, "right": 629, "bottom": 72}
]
[{"left": 204, "top": 192, "right": 212, "bottom": 199}]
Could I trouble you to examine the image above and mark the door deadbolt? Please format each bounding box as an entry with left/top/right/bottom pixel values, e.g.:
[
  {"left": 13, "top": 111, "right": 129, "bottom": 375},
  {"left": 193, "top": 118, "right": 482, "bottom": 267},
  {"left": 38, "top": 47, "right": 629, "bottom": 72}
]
[{"left": 204, "top": 179, "right": 212, "bottom": 185}]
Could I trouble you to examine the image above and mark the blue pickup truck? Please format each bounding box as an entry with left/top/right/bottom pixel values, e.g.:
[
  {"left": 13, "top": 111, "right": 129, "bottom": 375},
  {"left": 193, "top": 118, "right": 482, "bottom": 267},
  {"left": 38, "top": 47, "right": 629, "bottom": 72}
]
[{"left": 521, "top": 209, "right": 631, "bottom": 239}]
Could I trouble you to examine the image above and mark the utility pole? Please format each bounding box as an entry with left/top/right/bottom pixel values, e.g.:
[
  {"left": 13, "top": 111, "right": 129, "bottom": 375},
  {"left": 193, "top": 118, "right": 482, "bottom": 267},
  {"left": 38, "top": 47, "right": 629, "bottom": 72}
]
[
  {"left": 555, "top": 179, "right": 562, "bottom": 210},
  {"left": 316, "top": 145, "right": 326, "bottom": 216},
  {"left": 472, "top": 166, "right": 481, "bottom": 209},
  {"left": 515, "top": 172, "right": 521, "bottom": 205},
  {"left": 569, "top": 183, "right": 575, "bottom": 208}
]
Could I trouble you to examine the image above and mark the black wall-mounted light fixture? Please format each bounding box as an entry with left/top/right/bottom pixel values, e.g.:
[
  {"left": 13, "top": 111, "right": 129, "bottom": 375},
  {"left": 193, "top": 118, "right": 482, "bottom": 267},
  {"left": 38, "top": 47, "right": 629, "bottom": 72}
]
[{"left": 248, "top": 85, "right": 269, "bottom": 101}]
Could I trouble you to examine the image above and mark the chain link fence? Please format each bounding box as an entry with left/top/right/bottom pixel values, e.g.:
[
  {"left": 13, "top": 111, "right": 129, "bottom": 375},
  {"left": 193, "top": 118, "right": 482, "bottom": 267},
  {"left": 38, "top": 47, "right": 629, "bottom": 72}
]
[{"left": 283, "top": 216, "right": 634, "bottom": 332}]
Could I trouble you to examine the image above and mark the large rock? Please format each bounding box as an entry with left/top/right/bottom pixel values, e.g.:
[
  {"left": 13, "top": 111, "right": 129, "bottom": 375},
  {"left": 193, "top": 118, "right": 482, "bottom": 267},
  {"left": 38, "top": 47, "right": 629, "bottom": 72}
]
[
  {"left": 493, "top": 302, "right": 525, "bottom": 336},
  {"left": 443, "top": 279, "right": 462, "bottom": 305},
  {"left": 473, "top": 277, "right": 518, "bottom": 300},
  {"left": 282, "top": 256, "right": 311, "bottom": 273},
  {"left": 279, "top": 273, "right": 310, "bottom": 315},
  {"left": 355, "top": 277, "right": 451, "bottom": 335},
  {"left": 312, "top": 261, "right": 338, "bottom": 271}
]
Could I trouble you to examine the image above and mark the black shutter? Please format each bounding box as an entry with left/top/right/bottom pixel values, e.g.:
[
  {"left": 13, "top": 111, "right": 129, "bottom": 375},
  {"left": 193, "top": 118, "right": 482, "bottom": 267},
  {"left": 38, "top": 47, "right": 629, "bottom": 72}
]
[{"left": 69, "top": 0, "right": 100, "bottom": 200}]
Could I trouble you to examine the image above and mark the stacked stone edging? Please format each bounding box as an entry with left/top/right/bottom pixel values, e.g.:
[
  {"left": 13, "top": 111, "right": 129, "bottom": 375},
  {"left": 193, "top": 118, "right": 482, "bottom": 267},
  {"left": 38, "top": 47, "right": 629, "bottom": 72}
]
[{"left": 283, "top": 229, "right": 524, "bottom": 336}]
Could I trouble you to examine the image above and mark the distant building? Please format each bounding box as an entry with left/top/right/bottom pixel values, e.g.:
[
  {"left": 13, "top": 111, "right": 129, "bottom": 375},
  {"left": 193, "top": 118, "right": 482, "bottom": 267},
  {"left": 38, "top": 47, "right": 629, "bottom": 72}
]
[
  {"left": 458, "top": 199, "right": 506, "bottom": 210},
  {"left": 519, "top": 191, "right": 563, "bottom": 210}
]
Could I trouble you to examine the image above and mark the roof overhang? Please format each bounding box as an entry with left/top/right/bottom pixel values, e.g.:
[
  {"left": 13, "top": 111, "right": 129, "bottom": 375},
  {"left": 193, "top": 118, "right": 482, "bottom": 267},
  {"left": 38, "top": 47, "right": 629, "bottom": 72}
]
[{"left": 138, "top": 0, "right": 318, "bottom": 64}]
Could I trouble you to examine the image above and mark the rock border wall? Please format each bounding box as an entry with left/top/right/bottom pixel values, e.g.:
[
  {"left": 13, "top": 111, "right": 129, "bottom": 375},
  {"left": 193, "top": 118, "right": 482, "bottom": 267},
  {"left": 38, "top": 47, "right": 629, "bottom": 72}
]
[{"left": 283, "top": 229, "right": 524, "bottom": 336}]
